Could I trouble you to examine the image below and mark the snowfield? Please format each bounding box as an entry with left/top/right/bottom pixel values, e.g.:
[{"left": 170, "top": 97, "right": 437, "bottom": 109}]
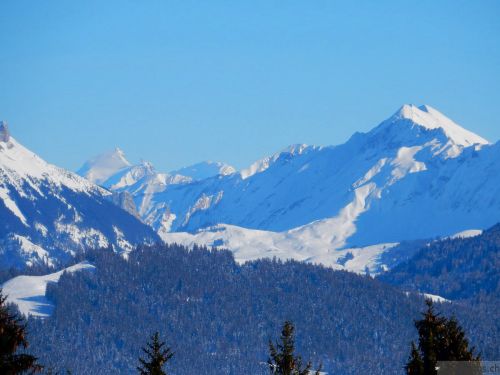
[
  {"left": 2, "top": 262, "right": 95, "bottom": 317},
  {"left": 162, "top": 223, "right": 399, "bottom": 275}
]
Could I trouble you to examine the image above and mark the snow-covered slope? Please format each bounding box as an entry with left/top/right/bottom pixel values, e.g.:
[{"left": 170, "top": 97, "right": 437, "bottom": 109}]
[
  {"left": 0, "top": 122, "right": 160, "bottom": 268},
  {"left": 77, "top": 105, "right": 499, "bottom": 271},
  {"left": 163, "top": 224, "right": 399, "bottom": 275},
  {"left": 386, "top": 105, "right": 488, "bottom": 147},
  {"left": 77, "top": 152, "right": 239, "bottom": 237},
  {"left": 2, "top": 261, "right": 95, "bottom": 317},
  {"left": 122, "top": 105, "right": 497, "bottom": 242}
]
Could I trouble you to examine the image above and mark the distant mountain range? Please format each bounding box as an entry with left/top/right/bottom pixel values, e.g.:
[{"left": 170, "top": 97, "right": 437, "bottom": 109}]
[
  {"left": 0, "top": 104, "right": 498, "bottom": 271},
  {"left": 77, "top": 104, "right": 500, "bottom": 273}
]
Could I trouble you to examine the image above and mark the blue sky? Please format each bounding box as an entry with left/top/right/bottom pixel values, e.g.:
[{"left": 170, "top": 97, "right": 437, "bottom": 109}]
[{"left": 0, "top": 1, "right": 499, "bottom": 172}]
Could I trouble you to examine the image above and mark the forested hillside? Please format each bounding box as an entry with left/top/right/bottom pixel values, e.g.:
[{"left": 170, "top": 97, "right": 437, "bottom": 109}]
[
  {"left": 379, "top": 223, "right": 500, "bottom": 301},
  {"left": 26, "top": 244, "right": 499, "bottom": 374}
]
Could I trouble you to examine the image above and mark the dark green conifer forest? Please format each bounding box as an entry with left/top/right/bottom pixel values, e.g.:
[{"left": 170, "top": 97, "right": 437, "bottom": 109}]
[{"left": 13, "top": 243, "right": 497, "bottom": 374}]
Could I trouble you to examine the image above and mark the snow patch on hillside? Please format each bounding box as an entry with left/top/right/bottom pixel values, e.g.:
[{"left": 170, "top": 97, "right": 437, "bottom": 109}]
[
  {"left": 0, "top": 186, "right": 28, "bottom": 225},
  {"left": 2, "top": 262, "right": 95, "bottom": 317},
  {"left": 113, "top": 226, "right": 134, "bottom": 254},
  {"left": 406, "top": 291, "right": 451, "bottom": 304},
  {"left": 390, "top": 146, "right": 426, "bottom": 182},
  {"left": 55, "top": 220, "right": 109, "bottom": 249},
  {"left": 422, "top": 293, "right": 450, "bottom": 303},
  {"left": 13, "top": 235, "right": 53, "bottom": 267},
  {"left": 448, "top": 229, "right": 483, "bottom": 240}
]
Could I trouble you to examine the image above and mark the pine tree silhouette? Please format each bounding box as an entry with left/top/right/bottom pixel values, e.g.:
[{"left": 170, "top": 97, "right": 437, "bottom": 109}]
[
  {"left": 267, "top": 321, "right": 322, "bottom": 375},
  {"left": 0, "top": 290, "right": 42, "bottom": 374},
  {"left": 137, "top": 332, "right": 173, "bottom": 375},
  {"left": 405, "top": 342, "right": 424, "bottom": 375},
  {"left": 405, "top": 300, "right": 480, "bottom": 375}
]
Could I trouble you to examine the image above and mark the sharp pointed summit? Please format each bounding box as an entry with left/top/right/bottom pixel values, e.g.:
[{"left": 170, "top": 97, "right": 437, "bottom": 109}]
[{"left": 386, "top": 104, "right": 489, "bottom": 147}]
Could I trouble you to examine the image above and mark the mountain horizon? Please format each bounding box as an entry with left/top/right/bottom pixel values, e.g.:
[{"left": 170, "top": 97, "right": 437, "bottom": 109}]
[
  {"left": 68, "top": 104, "right": 499, "bottom": 274},
  {"left": 1, "top": 104, "right": 498, "bottom": 272},
  {"left": 76, "top": 104, "right": 494, "bottom": 180}
]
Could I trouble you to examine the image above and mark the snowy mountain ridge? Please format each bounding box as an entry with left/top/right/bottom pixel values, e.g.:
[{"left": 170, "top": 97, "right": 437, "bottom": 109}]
[
  {"left": 391, "top": 104, "right": 489, "bottom": 146},
  {"left": 76, "top": 105, "right": 499, "bottom": 273},
  {"left": 370, "top": 104, "right": 489, "bottom": 159},
  {"left": 0, "top": 124, "right": 160, "bottom": 268},
  {"left": 240, "top": 143, "right": 317, "bottom": 179}
]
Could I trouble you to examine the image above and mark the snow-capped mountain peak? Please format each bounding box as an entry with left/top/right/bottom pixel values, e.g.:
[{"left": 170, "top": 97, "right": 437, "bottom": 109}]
[
  {"left": 388, "top": 104, "right": 489, "bottom": 147},
  {"left": 0, "top": 133, "right": 102, "bottom": 194},
  {"left": 77, "top": 148, "right": 132, "bottom": 185}
]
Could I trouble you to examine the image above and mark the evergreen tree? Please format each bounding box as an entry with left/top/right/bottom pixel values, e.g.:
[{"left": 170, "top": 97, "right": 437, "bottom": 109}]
[
  {"left": 0, "top": 291, "right": 42, "bottom": 374},
  {"left": 137, "top": 332, "right": 173, "bottom": 375},
  {"left": 267, "top": 321, "right": 322, "bottom": 375},
  {"left": 405, "top": 342, "right": 424, "bottom": 375},
  {"left": 441, "top": 317, "right": 478, "bottom": 361},
  {"left": 405, "top": 300, "right": 480, "bottom": 375}
]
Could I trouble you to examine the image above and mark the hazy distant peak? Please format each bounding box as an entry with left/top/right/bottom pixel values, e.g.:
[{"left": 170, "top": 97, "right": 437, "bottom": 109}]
[{"left": 77, "top": 148, "right": 132, "bottom": 184}]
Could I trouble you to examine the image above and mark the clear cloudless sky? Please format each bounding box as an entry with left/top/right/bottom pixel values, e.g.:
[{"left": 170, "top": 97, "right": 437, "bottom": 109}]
[{"left": 0, "top": 0, "right": 499, "bottom": 171}]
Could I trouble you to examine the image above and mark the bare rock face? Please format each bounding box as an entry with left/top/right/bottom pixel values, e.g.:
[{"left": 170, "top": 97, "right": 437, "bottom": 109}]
[
  {"left": 109, "top": 191, "right": 141, "bottom": 219},
  {"left": 0, "top": 121, "right": 10, "bottom": 142}
]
